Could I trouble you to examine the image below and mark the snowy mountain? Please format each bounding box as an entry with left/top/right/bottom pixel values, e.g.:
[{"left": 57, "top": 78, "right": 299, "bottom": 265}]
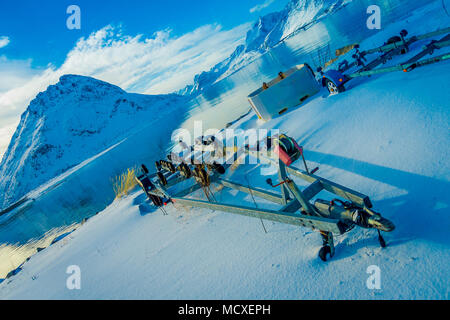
[
  {"left": 181, "top": 0, "right": 349, "bottom": 95},
  {"left": 0, "top": 75, "right": 188, "bottom": 210}
]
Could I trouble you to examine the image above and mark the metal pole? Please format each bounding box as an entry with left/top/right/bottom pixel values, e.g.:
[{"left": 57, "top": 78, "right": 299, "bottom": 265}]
[
  {"left": 277, "top": 160, "right": 290, "bottom": 205},
  {"left": 348, "top": 52, "right": 450, "bottom": 78},
  {"left": 171, "top": 197, "right": 345, "bottom": 234},
  {"left": 363, "top": 27, "right": 450, "bottom": 54}
]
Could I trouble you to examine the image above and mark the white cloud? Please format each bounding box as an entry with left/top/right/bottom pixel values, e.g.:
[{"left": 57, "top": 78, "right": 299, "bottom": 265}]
[
  {"left": 0, "top": 37, "right": 10, "bottom": 48},
  {"left": 0, "top": 121, "right": 19, "bottom": 158},
  {"left": 0, "top": 23, "right": 250, "bottom": 160},
  {"left": 250, "top": 0, "right": 275, "bottom": 13},
  {"left": 59, "top": 23, "right": 250, "bottom": 94},
  {"left": 0, "top": 56, "right": 41, "bottom": 93}
]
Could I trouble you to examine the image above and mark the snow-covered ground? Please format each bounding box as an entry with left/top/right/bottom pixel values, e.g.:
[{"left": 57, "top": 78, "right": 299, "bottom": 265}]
[
  {"left": 1, "top": 44, "right": 449, "bottom": 300},
  {"left": 0, "top": 1, "right": 449, "bottom": 300}
]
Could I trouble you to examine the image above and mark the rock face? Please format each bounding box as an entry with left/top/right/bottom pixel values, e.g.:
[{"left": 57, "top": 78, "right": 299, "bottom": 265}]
[
  {"left": 0, "top": 74, "right": 187, "bottom": 209},
  {"left": 181, "top": 0, "right": 348, "bottom": 95}
]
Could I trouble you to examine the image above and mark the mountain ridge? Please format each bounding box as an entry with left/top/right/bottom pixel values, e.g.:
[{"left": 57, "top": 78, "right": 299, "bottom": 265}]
[
  {"left": 0, "top": 74, "right": 188, "bottom": 209},
  {"left": 180, "top": 0, "right": 350, "bottom": 96}
]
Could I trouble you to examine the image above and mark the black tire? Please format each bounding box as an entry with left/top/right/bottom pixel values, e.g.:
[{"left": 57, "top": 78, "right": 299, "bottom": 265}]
[
  {"left": 325, "top": 78, "right": 345, "bottom": 95},
  {"left": 214, "top": 163, "right": 225, "bottom": 175},
  {"left": 319, "top": 245, "right": 332, "bottom": 262}
]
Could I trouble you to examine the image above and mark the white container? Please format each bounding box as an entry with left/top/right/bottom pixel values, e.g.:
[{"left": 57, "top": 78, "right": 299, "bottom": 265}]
[{"left": 247, "top": 64, "right": 320, "bottom": 121}]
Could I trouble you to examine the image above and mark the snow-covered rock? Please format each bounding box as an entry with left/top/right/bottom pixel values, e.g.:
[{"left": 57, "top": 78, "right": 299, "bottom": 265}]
[
  {"left": 0, "top": 75, "right": 188, "bottom": 210},
  {"left": 182, "top": 0, "right": 349, "bottom": 95}
]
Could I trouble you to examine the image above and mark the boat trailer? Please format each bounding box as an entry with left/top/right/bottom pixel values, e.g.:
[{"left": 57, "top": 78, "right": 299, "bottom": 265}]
[
  {"left": 318, "top": 27, "right": 450, "bottom": 94},
  {"left": 135, "top": 135, "right": 395, "bottom": 261}
]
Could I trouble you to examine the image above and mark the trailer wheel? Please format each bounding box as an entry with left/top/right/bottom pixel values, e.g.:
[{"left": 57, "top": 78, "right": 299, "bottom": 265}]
[
  {"left": 325, "top": 79, "right": 345, "bottom": 95},
  {"left": 319, "top": 245, "right": 332, "bottom": 261}
]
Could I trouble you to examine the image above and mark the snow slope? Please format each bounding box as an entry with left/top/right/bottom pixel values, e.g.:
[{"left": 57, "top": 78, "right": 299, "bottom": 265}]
[
  {"left": 0, "top": 75, "right": 188, "bottom": 210},
  {"left": 181, "top": 0, "right": 350, "bottom": 95},
  {"left": 1, "top": 18, "right": 449, "bottom": 298},
  {"left": 0, "top": 1, "right": 449, "bottom": 300}
]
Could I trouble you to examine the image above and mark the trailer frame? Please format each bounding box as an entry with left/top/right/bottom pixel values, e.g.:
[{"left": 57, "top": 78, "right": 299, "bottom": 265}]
[
  {"left": 138, "top": 137, "right": 394, "bottom": 261},
  {"left": 319, "top": 27, "right": 450, "bottom": 94}
]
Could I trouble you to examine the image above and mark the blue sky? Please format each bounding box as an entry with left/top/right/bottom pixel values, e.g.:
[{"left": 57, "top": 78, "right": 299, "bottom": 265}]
[
  {"left": 0, "top": 0, "right": 288, "bottom": 69},
  {"left": 0, "top": 0, "right": 290, "bottom": 157}
]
